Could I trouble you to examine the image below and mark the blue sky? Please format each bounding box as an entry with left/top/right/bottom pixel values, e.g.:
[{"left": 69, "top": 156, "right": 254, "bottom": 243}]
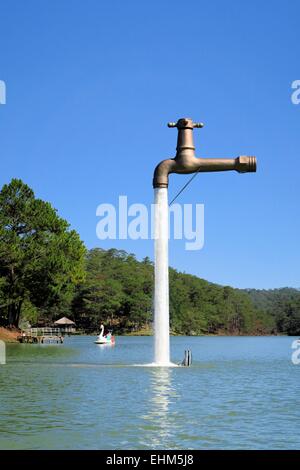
[{"left": 0, "top": 0, "right": 299, "bottom": 289}]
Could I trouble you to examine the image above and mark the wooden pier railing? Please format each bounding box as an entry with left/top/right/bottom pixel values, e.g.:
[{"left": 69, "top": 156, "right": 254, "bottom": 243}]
[{"left": 18, "top": 327, "right": 64, "bottom": 344}]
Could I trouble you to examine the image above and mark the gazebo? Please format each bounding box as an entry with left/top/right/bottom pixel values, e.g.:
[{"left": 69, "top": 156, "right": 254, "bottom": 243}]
[{"left": 54, "top": 317, "right": 76, "bottom": 334}]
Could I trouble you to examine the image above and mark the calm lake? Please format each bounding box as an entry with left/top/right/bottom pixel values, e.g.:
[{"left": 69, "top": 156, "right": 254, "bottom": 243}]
[{"left": 0, "top": 336, "right": 299, "bottom": 449}]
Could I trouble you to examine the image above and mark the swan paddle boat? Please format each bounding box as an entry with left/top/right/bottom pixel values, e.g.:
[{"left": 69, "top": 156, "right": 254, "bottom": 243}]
[{"left": 94, "top": 324, "right": 115, "bottom": 345}]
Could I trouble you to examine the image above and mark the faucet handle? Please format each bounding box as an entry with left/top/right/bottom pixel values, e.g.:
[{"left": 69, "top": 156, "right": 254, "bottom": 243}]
[{"left": 168, "top": 119, "right": 204, "bottom": 129}]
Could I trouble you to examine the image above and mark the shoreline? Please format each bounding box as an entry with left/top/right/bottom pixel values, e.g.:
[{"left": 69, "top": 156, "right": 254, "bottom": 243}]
[
  {"left": 0, "top": 327, "right": 19, "bottom": 343},
  {"left": 0, "top": 326, "right": 285, "bottom": 343}
]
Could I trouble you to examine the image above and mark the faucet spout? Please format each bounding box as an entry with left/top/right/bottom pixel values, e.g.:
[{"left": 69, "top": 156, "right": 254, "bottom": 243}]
[{"left": 153, "top": 118, "right": 256, "bottom": 188}]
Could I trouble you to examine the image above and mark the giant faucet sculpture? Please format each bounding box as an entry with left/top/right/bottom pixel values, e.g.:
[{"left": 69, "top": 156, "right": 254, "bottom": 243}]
[{"left": 152, "top": 117, "right": 256, "bottom": 366}]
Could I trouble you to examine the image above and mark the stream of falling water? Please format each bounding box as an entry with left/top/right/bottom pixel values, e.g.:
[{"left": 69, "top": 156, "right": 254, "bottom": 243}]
[{"left": 153, "top": 188, "right": 172, "bottom": 366}]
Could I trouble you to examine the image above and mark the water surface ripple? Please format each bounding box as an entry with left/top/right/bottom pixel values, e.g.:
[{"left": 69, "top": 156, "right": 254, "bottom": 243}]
[{"left": 0, "top": 336, "right": 299, "bottom": 449}]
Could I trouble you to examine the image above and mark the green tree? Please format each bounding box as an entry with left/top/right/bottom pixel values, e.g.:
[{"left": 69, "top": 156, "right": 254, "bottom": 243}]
[
  {"left": 246, "top": 288, "right": 300, "bottom": 334},
  {"left": 73, "top": 248, "right": 152, "bottom": 331},
  {"left": 0, "top": 179, "right": 86, "bottom": 327}
]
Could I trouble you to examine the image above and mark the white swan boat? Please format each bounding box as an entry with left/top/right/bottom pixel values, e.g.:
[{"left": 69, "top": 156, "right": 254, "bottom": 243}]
[{"left": 94, "top": 324, "right": 115, "bottom": 345}]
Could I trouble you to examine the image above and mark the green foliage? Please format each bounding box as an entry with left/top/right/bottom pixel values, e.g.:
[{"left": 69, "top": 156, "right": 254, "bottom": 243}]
[
  {"left": 18, "top": 299, "right": 39, "bottom": 327},
  {"left": 0, "top": 178, "right": 297, "bottom": 336},
  {"left": 0, "top": 179, "right": 86, "bottom": 326},
  {"left": 246, "top": 288, "right": 300, "bottom": 335},
  {"left": 72, "top": 248, "right": 274, "bottom": 335},
  {"left": 168, "top": 272, "right": 273, "bottom": 335},
  {"left": 72, "top": 249, "right": 152, "bottom": 331}
]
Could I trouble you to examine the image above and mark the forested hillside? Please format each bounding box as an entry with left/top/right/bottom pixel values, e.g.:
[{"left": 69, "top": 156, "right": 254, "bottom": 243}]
[
  {"left": 0, "top": 179, "right": 299, "bottom": 335},
  {"left": 244, "top": 288, "right": 300, "bottom": 335},
  {"left": 71, "top": 248, "right": 274, "bottom": 335}
]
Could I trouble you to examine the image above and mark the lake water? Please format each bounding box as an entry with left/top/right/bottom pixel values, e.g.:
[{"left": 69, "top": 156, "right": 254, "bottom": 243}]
[{"left": 0, "top": 336, "right": 299, "bottom": 449}]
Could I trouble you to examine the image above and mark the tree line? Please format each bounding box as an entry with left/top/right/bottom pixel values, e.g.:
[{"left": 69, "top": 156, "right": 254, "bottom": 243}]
[{"left": 0, "top": 179, "right": 299, "bottom": 335}]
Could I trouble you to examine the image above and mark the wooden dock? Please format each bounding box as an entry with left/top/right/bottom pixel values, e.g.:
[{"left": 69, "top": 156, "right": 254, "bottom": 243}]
[{"left": 18, "top": 328, "right": 64, "bottom": 344}]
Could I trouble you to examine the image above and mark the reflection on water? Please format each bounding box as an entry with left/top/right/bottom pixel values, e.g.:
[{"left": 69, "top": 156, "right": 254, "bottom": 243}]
[
  {"left": 95, "top": 343, "right": 115, "bottom": 350},
  {"left": 141, "top": 368, "right": 179, "bottom": 448}
]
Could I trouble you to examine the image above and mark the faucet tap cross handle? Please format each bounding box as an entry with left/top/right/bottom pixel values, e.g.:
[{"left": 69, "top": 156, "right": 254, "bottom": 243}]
[{"left": 168, "top": 119, "right": 204, "bottom": 129}]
